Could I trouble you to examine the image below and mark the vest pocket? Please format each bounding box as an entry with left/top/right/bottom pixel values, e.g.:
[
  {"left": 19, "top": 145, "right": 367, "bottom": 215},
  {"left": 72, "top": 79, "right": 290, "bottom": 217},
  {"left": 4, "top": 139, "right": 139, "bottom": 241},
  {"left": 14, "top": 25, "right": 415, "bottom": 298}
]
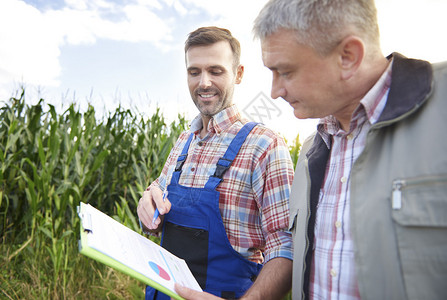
[
  {"left": 162, "top": 222, "right": 209, "bottom": 290},
  {"left": 390, "top": 174, "right": 447, "bottom": 299}
]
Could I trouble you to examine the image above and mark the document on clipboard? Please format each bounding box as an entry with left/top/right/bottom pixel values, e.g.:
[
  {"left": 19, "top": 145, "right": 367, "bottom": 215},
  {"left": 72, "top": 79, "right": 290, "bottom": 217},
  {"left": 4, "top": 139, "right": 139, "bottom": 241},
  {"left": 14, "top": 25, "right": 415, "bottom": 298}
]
[{"left": 77, "top": 202, "right": 202, "bottom": 300}]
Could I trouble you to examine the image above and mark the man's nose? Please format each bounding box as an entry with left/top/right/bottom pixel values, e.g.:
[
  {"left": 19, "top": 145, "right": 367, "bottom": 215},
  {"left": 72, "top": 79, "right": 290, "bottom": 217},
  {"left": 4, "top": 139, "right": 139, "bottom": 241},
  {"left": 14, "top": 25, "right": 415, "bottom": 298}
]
[
  {"left": 199, "top": 73, "right": 212, "bottom": 88},
  {"left": 271, "top": 74, "right": 286, "bottom": 99}
]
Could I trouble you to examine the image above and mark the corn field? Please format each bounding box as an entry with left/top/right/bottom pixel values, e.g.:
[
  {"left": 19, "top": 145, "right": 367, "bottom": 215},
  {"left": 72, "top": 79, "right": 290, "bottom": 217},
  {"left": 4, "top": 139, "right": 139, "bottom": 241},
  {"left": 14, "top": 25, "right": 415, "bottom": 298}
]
[
  {"left": 0, "top": 90, "right": 187, "bottom": 299},
  {"left": 0, "top": 90, "right": 300, "bottom": 299}
]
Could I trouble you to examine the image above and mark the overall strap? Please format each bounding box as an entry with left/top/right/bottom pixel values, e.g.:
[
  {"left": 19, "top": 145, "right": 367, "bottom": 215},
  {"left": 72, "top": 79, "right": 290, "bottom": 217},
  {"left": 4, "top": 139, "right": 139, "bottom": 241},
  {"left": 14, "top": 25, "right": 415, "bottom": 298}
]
[
  {"left": 171, "top": 133, "right": 194, "bottom": 184},
  {"left": 205, "top": 122, "right": 258, "bottom": 190},
  {"left": 174, "top": 133, "right": 194, "bottom": 172}
]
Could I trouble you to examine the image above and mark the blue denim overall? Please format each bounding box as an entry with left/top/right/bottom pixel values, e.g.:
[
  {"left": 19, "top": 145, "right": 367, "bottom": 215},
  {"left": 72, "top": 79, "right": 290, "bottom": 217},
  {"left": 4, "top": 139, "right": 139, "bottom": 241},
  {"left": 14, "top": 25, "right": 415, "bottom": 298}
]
[{"left": 145, "top": 122, "right": 262, "bottom": 299}]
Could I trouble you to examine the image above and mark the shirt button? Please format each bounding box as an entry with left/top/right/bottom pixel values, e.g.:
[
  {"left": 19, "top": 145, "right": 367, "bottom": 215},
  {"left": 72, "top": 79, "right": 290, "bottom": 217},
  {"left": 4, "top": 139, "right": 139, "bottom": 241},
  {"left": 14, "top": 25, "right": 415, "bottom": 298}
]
[
  {"left": 330, "top": 269, "right": 337, "bottom": 277},
  {"left": 197, "top": 141, "right": 204, "bottom": 146},
  {"left": 191, "top": 167, "right": 195, "bottom": 172},
  {"left": 335, "top": 221, "right": 342, "bottom": 228},
  {"left": 340, "top": 176, "right": 347, "bottom": 183},
  {"left": 347, "top": 134, "right": 353, "bottom": 140}
]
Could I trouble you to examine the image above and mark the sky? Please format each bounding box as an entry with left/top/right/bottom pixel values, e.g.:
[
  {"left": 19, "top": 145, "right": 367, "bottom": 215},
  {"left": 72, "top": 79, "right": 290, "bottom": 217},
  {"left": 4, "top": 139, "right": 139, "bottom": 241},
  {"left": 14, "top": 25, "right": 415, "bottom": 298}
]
[{"left": 1, "top": 0, "right": 447, "bottom": 144}]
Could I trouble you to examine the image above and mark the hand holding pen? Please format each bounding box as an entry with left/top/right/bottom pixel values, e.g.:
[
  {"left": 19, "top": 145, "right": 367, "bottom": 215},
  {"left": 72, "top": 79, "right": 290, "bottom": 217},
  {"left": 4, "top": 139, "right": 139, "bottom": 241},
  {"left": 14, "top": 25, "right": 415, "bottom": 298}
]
[
  {"left": 137, "top": 186, "right": 171, "bottom": 231},
  {"left": 152, "top": 189, "right": 168, "bottom": 224}
]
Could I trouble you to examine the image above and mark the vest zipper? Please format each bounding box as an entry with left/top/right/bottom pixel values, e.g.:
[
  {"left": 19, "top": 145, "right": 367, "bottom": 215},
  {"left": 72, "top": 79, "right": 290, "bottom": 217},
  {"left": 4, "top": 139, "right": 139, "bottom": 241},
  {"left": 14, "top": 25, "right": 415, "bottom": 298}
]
[
  {"left": 392, "top": 175, "right": 447, "bottom": 210},
  {"left": 392, "top": 180, "right": 405, "bottom": 210}
]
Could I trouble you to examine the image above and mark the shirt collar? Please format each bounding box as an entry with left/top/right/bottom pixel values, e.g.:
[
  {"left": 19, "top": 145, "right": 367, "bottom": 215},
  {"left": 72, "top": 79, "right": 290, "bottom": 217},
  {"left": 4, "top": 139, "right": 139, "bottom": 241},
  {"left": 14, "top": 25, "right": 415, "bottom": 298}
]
[
  {"left": 317, "top": 59, "right": 393, "bottom": 148},
  {"left": 189, "top": 104, "right": 243, "bottom": 135},
  {"left": 360, "top": 59, "right": 393, "bottom": 124}
]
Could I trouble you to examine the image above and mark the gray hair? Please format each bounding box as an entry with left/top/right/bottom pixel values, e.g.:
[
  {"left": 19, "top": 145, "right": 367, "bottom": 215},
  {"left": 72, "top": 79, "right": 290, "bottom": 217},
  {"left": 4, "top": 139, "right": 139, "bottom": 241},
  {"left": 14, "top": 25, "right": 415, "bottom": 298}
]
[{"left": 253, "top": 0, "right": 381, "bottom": 56}]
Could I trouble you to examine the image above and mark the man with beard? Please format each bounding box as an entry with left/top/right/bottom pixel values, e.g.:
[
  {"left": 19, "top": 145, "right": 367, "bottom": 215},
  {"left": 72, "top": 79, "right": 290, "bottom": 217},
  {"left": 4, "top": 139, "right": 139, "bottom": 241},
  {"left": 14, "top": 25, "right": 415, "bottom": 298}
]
[{"left": 137, "top": 26, "right": 294, "bottom": 300}]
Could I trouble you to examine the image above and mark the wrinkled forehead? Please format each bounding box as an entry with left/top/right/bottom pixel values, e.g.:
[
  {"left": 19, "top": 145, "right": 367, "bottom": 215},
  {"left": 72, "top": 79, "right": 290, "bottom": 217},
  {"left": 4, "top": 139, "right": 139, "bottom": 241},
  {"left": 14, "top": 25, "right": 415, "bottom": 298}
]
[{"left": 260, "top": 30, "right": 299, "bottom": 64}]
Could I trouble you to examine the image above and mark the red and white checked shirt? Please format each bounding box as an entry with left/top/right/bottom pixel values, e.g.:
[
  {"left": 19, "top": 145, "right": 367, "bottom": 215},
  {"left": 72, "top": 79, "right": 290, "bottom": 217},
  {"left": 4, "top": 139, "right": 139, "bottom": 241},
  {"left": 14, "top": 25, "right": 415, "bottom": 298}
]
[
  {"left": 310, "top": 61, "right": 393, "bottom": 299},
  {"left": 150, "top": 105, "right": 294, "bottom": 264}
]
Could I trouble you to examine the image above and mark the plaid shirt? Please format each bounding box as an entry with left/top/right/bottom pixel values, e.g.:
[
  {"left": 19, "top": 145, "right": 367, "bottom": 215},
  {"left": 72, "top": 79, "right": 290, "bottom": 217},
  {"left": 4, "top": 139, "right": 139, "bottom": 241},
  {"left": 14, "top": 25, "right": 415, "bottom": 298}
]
[
  {"left": 150, "top": 105, "right": 294, "bottom": 264},
  {"left": 310, "top": 61, "right": 392, "bottom": 299}
]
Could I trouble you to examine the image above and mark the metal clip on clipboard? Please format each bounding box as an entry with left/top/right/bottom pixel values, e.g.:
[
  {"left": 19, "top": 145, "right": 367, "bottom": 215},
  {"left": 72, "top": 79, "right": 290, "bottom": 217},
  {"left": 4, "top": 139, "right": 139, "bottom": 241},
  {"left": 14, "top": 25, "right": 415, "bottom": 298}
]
[{"left": 77, "top": 205, "right": 93, "bottom": 233}]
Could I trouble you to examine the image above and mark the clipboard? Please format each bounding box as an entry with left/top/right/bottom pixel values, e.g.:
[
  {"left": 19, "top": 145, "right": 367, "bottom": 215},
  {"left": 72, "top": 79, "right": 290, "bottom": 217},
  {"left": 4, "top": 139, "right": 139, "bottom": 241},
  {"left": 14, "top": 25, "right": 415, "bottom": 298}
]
[{"left": 77, "top": 202, "right": 202, "bottom": 300}]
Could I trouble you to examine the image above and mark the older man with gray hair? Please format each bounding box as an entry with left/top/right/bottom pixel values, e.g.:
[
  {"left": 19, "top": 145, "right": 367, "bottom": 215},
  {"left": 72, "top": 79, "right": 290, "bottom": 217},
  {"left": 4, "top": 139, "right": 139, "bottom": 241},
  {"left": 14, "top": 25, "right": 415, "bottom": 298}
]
[{"left": 253, "top": 0, "right": 447, "bottom": 299}]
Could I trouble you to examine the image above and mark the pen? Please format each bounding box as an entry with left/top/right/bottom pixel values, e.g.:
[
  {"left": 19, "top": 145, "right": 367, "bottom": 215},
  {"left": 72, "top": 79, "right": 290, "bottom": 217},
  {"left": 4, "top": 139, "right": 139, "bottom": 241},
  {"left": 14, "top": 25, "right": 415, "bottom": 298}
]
[{"left": 152, "top": 189, "right": 168, "bottom": 224}]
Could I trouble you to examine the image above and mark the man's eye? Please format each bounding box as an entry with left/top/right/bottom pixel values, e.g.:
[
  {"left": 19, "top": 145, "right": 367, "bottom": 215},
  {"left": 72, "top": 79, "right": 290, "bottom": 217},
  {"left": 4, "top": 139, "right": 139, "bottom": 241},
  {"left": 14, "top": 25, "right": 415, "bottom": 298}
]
[{"left": 189, "top": 71, "right": 199, "bottom": 76}]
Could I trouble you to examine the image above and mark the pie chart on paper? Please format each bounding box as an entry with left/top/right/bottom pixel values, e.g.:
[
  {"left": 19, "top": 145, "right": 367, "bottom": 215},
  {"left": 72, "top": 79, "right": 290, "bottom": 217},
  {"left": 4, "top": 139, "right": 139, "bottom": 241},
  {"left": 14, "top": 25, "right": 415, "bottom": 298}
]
[{"left": 148, "top": 261, "right": 171, "bottom": 281}]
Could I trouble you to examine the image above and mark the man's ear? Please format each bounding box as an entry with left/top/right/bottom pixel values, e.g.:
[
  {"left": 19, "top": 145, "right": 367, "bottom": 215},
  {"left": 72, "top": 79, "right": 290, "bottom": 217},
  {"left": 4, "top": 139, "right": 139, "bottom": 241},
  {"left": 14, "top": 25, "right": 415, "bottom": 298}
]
[
  {"left": 337, "top": 36, "right": 364, "bottom": 81},
  {"left": 235, "top": 64, "right": 244, "bottom": 84}
]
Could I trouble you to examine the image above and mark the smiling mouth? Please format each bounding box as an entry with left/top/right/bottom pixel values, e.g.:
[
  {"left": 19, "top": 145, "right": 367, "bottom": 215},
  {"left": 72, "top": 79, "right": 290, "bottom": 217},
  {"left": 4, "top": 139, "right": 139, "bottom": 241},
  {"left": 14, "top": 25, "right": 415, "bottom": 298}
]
[
  {"left": 199, "top": 93, "right": 217, "bottom": 99},
  {"left": 197, "top": 88, "right": 219, "bottom": 100}
]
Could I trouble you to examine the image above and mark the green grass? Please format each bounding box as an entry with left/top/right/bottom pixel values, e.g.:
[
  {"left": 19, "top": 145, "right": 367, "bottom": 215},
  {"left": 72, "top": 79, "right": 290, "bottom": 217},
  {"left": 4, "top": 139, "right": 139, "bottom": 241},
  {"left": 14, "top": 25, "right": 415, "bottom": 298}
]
[{"left": 0, "top": 89, "right": 300, "bottom": 299}]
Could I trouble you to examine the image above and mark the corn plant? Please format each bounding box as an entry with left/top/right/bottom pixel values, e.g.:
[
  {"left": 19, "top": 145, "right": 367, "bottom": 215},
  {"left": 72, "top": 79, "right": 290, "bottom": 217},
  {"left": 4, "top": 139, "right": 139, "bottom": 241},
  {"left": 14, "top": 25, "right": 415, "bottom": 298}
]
[
  {"left": 288, "top": 133, "right": 301, "bottom": 167},
  {"left": 0, "top": 89, "right": 187, "bottom": 299}
]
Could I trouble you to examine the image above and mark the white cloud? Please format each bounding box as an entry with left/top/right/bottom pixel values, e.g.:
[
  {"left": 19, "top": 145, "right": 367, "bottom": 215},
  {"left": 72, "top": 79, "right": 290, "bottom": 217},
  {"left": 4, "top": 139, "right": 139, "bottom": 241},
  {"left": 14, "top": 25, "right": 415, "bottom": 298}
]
[
  {"left": 65, "top": 0, "right": 114, "bottom": 11},
  {"left": 53, "top": 2, "right": 174, "bottom": 45},
  {"left": 183, "top": 0, "right": 268, "bottom": 22},
  {"left": 119, "top": 5, "right": 173, "bottom": 43},
  {"left": 136, "top": 0, "right": 163, "bottom": 10},
  {"left": 161, "top": 0, "right": 175, "bottom": 7},
  {"left": 0, "top": 0, "right": 62, "bottom": 88},
  {"left": 1, "top": 0, "right": 258, "bottom": 99},
  {"left": 65, "top": 0, "right": 88, "bottom": 10},
  {"left": 173, "top": 0, "right": 188, "bottom": 16},
  {"left": 0, "top": 0, "right": 176, "bottom": 94},
  {"left": 90, "top": 0, "right": 115, "bottom": 10}
]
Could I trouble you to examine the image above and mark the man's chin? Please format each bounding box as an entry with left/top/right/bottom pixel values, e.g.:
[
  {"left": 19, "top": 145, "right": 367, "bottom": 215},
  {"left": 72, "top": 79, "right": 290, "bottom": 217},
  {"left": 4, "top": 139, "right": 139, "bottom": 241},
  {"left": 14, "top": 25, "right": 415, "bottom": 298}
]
[
  {"left": 198, "top": 105, "right": 220, "bottom": 117},
  {"left": 293, "top": 109, "right": 311, "bottom": 120}
]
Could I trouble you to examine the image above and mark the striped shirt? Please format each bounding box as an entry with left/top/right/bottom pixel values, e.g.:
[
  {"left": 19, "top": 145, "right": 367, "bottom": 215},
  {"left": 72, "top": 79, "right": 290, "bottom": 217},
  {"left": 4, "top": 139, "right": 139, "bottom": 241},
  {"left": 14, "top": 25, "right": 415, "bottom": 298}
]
[
  {"left": 310, "top": 61, "right": 393, "bottom": 300},
  {"left": 150, "top": 105, "right": 294, "bottom": 264}
]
